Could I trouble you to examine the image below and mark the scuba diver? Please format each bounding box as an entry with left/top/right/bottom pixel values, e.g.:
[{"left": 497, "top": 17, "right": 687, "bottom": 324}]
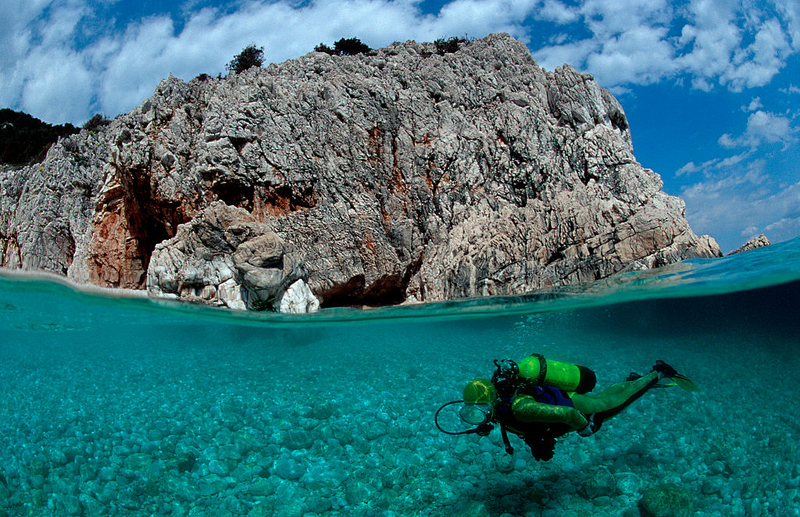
[{"left": 435, "top": 354, "right": 699, "bottom": 461}]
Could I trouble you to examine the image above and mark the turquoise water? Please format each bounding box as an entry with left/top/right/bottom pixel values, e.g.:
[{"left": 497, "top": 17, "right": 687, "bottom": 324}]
[{"left": 1, "top": 238, "right": 800, "bottom": 517}]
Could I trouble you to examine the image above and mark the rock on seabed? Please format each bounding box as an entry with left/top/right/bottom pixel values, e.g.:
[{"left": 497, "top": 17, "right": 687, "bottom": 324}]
[
  {"left": 0, "top": 33, "right": 720, "bottom": 310},
  {"left": 641, "top": 483, "right": 693, "bottom": 517}
]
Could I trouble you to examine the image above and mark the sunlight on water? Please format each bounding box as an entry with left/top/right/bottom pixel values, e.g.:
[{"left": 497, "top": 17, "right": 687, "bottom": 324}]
[{"left": 1, "top": 237, "right": 799, "bottom": 516}]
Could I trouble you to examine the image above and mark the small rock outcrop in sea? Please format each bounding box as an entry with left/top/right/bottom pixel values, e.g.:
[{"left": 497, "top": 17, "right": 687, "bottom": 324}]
[
  {"left": 729, "top": 234, "right": 770, "bottom": 255},
  {"left": 0, "top": 33, "right": 721, "bottom": 311}
]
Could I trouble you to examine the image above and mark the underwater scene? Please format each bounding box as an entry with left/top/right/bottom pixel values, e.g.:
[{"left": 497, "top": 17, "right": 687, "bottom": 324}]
[{"left": 2, "top": 237, "right": 800, "bottom": 517}]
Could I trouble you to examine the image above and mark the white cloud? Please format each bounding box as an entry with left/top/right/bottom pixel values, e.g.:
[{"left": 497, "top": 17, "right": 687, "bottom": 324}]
[
  {"left": 3, "top": 0, "right": 800, "bottom": 125},
  {"left": 776, "top": 0, "right": 800, "bottom": 48},
  {"left": 764, "top": 213, "right": 800, "bottom": 241},
  {"left": 19, "top": 46, "right": 94, "bottom": 123},
  {"left": 538, "top": 0, "right": 579, "bottom": 24},
  {"left": 721, "top": 17, "right": 792, "bottom": 90},
  {"left": 534, "top": 0, "right": 678, "bottom": 85},
  {"left": 680, "top": 3, "right": 796, "bottom": 91},
  {"left": 675, "top": 151, "right": 752, "bottom": 177},
  {"left": 0, "top": 0, "right": 95, "bottom": 121},
  {"left": 678, "top": 161, "right": 800, "bottom": 252},
  {"left": 583, "top": 25, "right": 677, "bottom": 85},
  {"left": 718, "top": 110, "right": 797, "bottom": 149},
  {"left": 3, "top": 0, "right": 555, "bottom": 124},
  {"left": 675, "top": 161, "right": 700, "bottom": 177},
  {"left": 533, "top": 0, "right": 800, "bottom": 93},
  {"left": 744, "top": 97, "right": 763, "bottom": 112},
  {"left": 0, "top": 0, "right": 51, "bottom": 68}
]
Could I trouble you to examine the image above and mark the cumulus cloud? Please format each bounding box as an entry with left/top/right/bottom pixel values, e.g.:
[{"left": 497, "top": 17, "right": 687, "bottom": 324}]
[
  {"left": 678, "top": 158, "right": 800, "bottom": 252},
  {"left": 0, "top": 0, "right": 86, "bottom": 113},
  {"left": 718, "top": 110, "right": 797, "bottom": 149},
  {"left": 2, "top": 0, "right": 800, "bottom": 126},
  {"left": 2, "top": 0, "right": 553, "bottom": 123},
  {"left": 673, "top": 86, "right": 800, "bottom": 249},
  {"left": 534, "top": 0, "right": 799, "bottom": 92},
  {"left": 675, "top": 151, "right": 752, "bottom": 177}
]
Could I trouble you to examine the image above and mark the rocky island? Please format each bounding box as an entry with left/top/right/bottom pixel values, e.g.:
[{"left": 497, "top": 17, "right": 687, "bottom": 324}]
[{"left": 0, "top": 33, "right": 720, "bottom": 313}]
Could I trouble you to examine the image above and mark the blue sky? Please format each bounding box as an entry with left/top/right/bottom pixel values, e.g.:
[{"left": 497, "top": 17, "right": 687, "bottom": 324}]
[{"left": 1, "top": 0, "right": 799, "bottom": 252}]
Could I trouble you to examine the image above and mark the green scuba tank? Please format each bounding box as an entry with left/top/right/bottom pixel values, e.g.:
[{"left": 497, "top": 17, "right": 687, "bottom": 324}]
[{"left": 518, "top": 354, "right": 596, "bottom": 394}]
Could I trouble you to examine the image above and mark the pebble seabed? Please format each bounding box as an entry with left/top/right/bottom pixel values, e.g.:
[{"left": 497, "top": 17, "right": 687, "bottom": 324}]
[{"left": 1, "top": 313, "right": 799, "bottom": 517}]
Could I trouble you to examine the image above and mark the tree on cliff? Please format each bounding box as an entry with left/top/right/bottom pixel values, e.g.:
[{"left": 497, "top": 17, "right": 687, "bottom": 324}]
[
  {"left": 227, "top": 45, "right": 265, "bottom": 74},
  {"left": 315, "top": 37, "right": 371, "bottom": 56},
  {"left": 0, "top": 108, "right": 78, "bottom": 165}
]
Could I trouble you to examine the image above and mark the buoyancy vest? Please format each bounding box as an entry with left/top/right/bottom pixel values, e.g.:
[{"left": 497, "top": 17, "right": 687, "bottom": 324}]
[{"left": 489, "top": 359, "right": 575, "bottom": 459}]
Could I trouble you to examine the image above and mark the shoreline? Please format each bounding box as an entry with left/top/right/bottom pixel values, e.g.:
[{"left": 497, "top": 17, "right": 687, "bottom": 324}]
[{"left": 0, "top": 267, "right": 151, "bottom": 299}]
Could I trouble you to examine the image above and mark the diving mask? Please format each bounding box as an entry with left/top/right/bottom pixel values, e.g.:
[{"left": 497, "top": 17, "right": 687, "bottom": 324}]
[{"left": 459, "top": 403, "right": 492, "bottom": 426}]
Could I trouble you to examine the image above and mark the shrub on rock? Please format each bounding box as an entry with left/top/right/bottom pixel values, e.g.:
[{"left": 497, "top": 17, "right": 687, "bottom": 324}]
[{"left": 227, "top": 45, "right": 264, "bottom": 74}]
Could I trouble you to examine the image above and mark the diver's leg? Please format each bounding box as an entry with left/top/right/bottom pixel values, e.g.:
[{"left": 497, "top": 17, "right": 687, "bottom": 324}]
[{"left": 571, "top": 371, "right": 659, "bottom": 418}]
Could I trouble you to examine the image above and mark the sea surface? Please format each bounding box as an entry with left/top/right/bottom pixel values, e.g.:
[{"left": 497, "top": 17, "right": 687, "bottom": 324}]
[{"left": 1, "top": 237, "right": 799, "bottom": 517}]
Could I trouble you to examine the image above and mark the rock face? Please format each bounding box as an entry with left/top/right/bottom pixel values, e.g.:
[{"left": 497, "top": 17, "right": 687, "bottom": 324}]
[{"left": 0, "top": 33, "right": 721, "bottom": 310}]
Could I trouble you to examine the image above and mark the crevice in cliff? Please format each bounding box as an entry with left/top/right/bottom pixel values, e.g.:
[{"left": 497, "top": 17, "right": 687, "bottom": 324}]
[
  {"left": 260, "top": 183, "right": 316, "bottom": 216},
  {"left": 123, "top": 188, "right": 185, "bottom": 288},
  {"left": 64, "top": 231, "right": 76, "bottom": 272},
  {"left": 319, "top": 273, "right": 405, "bottom": 308},
  {"left": 211, "top": 179, "right": 255, "bottom": 210},
  {"left": 95, "top": 160, "right": 190, "bottom": 288},
  {"left": 0, "top": 232, "right": 23, "bottom": 267},
  {"left": 319, "top": 257, "right": 422, "bottom": 308},
  {"left": 609, "top": 110, "right": 628, "bottom": 132}
]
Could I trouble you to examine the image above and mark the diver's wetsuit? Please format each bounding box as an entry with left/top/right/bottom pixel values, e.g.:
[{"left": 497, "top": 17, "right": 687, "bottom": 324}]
[
  {"left": 453, "top": 358, "right": 692, "bottom": 461},
  {"left": 493, "top": 372, "right": 662, "bottom": 460},
  {"left": 493, "top": 384, "right": 586, "bottom": 461}
]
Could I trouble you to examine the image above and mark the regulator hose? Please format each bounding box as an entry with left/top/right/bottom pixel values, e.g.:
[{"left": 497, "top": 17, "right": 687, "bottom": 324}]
[{"left": 434, "top": 400, "right": 493, "bottom": 436}]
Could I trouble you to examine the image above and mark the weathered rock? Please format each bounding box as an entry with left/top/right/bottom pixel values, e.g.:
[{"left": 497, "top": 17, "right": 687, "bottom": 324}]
[
  {"left": 147, "top": 201, "right": 313, "bottom": 311},
  {"left": 0, "top": 33, "right": 721, "bottom": 309},
  {"left": 729, "top": 234, "right": 770, "bottom": 255},
  {"left": 279, "top": 279, "right": 320, "bottom": 314}
]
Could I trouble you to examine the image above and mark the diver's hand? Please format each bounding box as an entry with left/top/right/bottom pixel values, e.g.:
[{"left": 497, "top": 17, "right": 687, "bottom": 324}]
[{"left": 578, "top": 414, "right": 601, "bottom": 437}]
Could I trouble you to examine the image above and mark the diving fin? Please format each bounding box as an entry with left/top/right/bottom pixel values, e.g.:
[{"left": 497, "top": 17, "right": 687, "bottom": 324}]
[
  {"left": 669, "top": 373, "right": 700, "bottom": 392},
  {"left": 652, "top": 360, "right": 700, "bottom": 392}
]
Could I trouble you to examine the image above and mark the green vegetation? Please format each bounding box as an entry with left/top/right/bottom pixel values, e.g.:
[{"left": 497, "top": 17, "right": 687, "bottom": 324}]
[
  {"left": 315, "top": 37, "right": 372, "bottom": 56},
  {"left": 0, "top": 108, "right": 78, "bottom": 165},
  {"left": 82, "top": 114, "right": 110, "bottom": 132},
  {"left": 227, "top": 45, "right": 265, "bottom": 74},
  {"left": 434, "top": 36, "right": 472, "bottom": 55}
]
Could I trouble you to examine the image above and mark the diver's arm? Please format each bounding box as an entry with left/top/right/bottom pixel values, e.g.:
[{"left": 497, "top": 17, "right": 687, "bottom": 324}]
[{"left": 511, "top": 395, "right": 588, "bottom": 429}]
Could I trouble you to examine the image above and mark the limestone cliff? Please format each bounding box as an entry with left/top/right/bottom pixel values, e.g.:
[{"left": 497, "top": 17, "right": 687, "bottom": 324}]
[{"left": 0, "top": 33, "right": 720, "bottom": 311}]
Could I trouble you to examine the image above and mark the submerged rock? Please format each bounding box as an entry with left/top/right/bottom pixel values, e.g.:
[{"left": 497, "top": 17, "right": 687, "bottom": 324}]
[
  {"left": 453, "top": 501, "right": 491, "bottom": 517},
  {"left": 580, "top": 466, "right": 617, "bottom": 499},
  {"left": 248, "top": 478, "right": 277, "bottom": 497},
  {"left": 641, "top": 483, "right": 693, "bottom": 517},
  {"left": 0, "top": 33, "right": 720, "bottom": 309},
  {"left": 273, "top": 458, "right": 306, "bottom": 481}
]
